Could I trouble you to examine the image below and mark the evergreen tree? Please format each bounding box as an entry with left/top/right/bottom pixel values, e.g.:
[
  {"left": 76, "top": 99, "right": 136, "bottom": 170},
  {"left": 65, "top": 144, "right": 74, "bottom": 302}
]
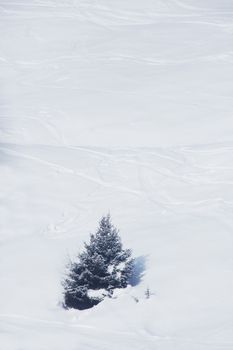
[{"left": 63, "top": 214, "right": 134, "bottom": 310}]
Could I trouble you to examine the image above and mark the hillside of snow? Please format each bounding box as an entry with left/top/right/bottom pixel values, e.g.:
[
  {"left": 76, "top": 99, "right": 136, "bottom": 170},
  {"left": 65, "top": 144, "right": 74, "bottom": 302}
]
[{"left": 1, "top": 1, "right": 233, "bottom": 349}]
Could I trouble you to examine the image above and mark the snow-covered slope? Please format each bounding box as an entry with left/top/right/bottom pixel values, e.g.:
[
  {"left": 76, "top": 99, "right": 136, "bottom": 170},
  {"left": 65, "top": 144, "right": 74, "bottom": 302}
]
[
  {"left": 1, "top": 0, "right": 233, "bottom": 147},
  {"left": 1, "top": 1, "right": 233, "bottom": 349}
]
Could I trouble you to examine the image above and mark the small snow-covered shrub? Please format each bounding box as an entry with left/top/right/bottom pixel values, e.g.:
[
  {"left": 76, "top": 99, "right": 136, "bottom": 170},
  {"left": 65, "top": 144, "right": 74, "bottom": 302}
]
[
  {"left": 63, "top": 214, "right": 134, "bottom": 310},
  {"left": 145, "top": 287, "right": 151, "bottom": 299}
]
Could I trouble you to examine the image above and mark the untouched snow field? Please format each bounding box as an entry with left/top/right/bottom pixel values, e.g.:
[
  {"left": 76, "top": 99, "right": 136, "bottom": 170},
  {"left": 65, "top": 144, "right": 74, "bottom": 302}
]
[{"left": 1, "top": 1, "right": 233, "bottom": 349}]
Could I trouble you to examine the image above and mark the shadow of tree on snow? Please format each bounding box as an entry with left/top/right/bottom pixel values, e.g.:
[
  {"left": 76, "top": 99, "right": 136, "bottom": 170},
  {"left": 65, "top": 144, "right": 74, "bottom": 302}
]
[{"left": 129, "top": 255, "right": 147, "bottom": 287}]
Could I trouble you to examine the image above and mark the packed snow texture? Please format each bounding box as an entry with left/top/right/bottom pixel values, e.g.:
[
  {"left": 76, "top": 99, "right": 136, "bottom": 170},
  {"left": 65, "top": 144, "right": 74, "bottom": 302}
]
[{"left": 1, "top": 0, "right": 233, "bottom": 349}]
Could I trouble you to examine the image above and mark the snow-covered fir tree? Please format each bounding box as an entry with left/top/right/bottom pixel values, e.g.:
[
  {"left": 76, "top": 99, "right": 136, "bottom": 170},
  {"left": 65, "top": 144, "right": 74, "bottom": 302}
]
[{"left": 63, "top": 214, "right": 134, "bottom": 310}]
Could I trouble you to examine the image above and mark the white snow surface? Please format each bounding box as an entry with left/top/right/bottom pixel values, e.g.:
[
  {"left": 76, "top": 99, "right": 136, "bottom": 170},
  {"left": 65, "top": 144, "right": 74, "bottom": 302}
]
[{"left": 1, "top": 0, "right": 233, "bottom": 349}]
